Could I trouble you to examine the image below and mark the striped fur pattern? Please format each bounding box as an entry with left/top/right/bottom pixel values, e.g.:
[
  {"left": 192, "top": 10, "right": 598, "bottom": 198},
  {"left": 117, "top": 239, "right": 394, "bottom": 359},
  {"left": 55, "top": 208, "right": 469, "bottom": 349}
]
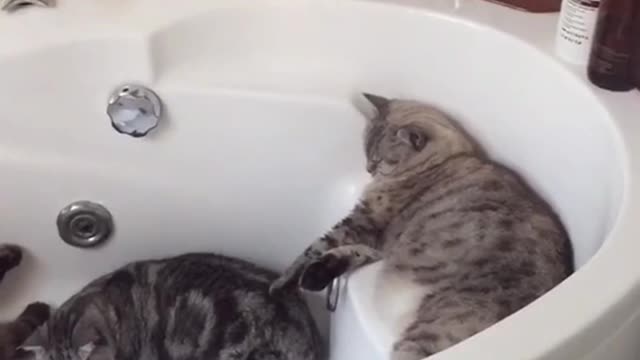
[
  {"left": 270, "top": 94, "right": 574, "bottom": 360},
  {"left": 32, "top": 253, "right": 323, "bottom": 360},
  {"left": 0, "top": 244, "right": 51, "bottom": 360}
]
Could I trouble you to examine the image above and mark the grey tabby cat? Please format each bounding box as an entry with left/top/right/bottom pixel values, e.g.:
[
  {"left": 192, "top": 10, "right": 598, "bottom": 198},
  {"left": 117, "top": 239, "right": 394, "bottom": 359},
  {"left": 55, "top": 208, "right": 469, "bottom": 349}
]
[
  {"left": 29, "top": 253, "right": 323, "bottom": 360},
  {"left": 270, "top": 94, "right": 574, "bottom": 360},
  {"left": 0, "top": 244, "right": 51, "bottom": 360}
]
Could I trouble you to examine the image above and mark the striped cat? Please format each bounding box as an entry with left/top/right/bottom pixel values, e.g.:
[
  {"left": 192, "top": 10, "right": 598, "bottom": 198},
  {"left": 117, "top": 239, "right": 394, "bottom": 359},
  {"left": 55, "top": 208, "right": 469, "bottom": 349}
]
[
  {"left": 271, "top": 94, "right": 574, "bottom": 360},
  {"left": 29, "top": 252, "right": 323, "bottom": 360},
  {"left": 0, "top": 244, "right": 51, "bottom": 360}
]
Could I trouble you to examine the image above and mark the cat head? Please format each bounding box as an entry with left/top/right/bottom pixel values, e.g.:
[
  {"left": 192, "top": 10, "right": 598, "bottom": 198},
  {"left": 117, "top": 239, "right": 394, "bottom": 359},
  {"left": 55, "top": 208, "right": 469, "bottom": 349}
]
[
  {"left": 18, "top": 343, "right": 111, "bottom": 360},
  {"left": 20, "top": 305, "right": 114, "bottom": 360},
  {"left": 361, "top": 93, "right": 479, "bottom": 178}
]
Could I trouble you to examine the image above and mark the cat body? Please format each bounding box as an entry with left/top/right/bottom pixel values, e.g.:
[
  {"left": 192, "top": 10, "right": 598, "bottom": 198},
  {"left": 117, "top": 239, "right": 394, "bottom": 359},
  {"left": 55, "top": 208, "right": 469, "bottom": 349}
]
[
  {"left": 0, "top": 244, "right": 51, "bottom": 360},
  {"left": 271, "top": 94, "right": 573, "bottom": 360},
  {"left": 35, "top": 253, "right": 322, "bottom": 360}
]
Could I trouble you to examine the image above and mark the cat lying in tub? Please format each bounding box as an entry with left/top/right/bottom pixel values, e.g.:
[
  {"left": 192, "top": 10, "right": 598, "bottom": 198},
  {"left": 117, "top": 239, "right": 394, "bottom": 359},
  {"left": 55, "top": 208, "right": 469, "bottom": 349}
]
[
  {"left": 10, "top": 252, "right": 323, "bottom": 360},
  {"left": 271, "top": 94, "right": 574, "bottom": 360}
]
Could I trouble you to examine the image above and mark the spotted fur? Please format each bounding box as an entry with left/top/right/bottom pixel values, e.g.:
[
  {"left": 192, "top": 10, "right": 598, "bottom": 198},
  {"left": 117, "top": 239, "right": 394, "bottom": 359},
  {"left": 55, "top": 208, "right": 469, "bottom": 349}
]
[
  {"left": 271, "top": 94, "right": 574, "bottom": 360},
  {"left": 31, "top": 253, "right": 323, "bottom": 360}
]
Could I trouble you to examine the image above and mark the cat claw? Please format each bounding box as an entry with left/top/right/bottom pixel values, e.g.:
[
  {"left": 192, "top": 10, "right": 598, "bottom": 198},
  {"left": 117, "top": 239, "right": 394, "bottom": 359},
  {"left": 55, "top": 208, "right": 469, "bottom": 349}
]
[
  {"left": 270, "top": 263, "right": 309, "bottom": 296},
  {"left": 268, "top": 281, "right": 283, "bottom": 296},
  {"left": 269, "top": 277, "right": 296, "bottom": 297},
  {"left": 1, "top": 0, "right": 55, "bottom": 12}
]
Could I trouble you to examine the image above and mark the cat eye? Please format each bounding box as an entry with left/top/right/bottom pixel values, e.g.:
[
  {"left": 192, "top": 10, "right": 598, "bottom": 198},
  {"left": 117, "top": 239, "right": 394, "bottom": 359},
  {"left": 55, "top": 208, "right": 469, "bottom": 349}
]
[{"left": 396, "top": 127, "right": 428, "bottom": 151}]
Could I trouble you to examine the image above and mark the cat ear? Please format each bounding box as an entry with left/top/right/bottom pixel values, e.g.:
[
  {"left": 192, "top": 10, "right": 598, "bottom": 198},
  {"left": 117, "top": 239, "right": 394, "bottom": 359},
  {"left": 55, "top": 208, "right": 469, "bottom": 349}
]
[
  {"left": 77, "top": 342, "right": 95, "bottom": 360},
  {"left": 71, "top": 307, "right": 105, "bottom": 350},
  {"left": 22, "top": 323, "right": 48, "bottom": 347},
  {"left": 78, "top": 343, "right": 114, "bottom": 360},
  {"left": 72, "top": 324, "right": 101, "bottom": 350},
  {"left": 362, "top": 93, "right": 390, "bottom": 113},
  {"left": 397, "top": 126, "right": 428, "bottom": 151}
]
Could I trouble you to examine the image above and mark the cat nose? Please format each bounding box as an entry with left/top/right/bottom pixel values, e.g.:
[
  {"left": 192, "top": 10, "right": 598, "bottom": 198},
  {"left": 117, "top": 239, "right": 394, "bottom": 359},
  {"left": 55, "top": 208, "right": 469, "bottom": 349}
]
[{"left": 366, "top": 162, "right": 377, "bottom": 173}]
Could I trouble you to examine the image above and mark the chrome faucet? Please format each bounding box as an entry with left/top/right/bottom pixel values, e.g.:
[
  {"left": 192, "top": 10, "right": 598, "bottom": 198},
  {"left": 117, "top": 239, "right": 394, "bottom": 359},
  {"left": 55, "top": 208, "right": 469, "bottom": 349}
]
[{"left": 1, "top": 0, "right": 55, "bottom": 12}]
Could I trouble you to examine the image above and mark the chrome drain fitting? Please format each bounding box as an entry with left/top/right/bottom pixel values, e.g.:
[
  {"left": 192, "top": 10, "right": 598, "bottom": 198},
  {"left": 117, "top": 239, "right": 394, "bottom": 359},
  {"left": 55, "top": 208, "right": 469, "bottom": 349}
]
[{"left": 57, "top": 201, "right": 113, "bottom": 248}]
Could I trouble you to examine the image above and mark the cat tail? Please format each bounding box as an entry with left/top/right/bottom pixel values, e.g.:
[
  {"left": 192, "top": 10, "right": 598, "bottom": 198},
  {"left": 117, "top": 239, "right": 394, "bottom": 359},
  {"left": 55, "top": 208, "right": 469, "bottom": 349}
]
[{"left": 273, "top": 289, "right": 326, "bottom": 360}]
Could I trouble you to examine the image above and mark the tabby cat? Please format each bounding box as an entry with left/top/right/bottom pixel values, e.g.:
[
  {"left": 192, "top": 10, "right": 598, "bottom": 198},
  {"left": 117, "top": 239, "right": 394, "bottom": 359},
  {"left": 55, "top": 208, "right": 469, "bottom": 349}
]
[
  {"left": 270, "top": 94, "right": 574, "bottom": 360},
  {"left": 28, "top": 252, "right": 323, "bottom": 360},
  {"left": 0, "top": 244, "right": 51, "bottom": 360}
]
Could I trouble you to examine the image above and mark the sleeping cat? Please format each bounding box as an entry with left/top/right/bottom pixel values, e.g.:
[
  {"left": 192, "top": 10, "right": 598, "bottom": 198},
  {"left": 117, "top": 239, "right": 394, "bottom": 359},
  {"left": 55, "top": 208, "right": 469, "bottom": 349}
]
[
  {"left": 270, "top": 94, "right": 574, "bottom": 360},
  {"left": 0, "top": 244, "right": 51, "bottom": 360},
  {"left": 28, "top": 252, "right": 323, "bottom": 360}
]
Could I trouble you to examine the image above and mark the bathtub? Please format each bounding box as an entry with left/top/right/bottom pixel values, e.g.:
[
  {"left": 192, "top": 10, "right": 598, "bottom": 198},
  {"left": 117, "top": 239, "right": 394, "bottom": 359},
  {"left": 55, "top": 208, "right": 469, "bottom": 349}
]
[{"left": 1, "top": 0, "right": 640, "bottom": 359}]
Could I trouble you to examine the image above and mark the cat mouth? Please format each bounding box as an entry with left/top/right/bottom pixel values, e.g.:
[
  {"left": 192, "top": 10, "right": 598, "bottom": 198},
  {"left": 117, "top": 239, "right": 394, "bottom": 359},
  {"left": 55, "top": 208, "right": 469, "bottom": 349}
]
[
  {"left": 367, "top": 160, "right": 398, "bottom": 176},
  {"left": 366, "top": 161, "right": 379, "bottom": 174}
]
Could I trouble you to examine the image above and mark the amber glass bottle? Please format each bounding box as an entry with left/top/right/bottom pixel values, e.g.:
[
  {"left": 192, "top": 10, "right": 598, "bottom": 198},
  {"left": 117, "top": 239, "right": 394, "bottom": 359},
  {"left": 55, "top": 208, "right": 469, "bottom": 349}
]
[
  {"left": 587, "top": 0, "right": 637, "bottom": 91},
  {"left": 631, "top": 5, "right": 640, "bottom": 89}
]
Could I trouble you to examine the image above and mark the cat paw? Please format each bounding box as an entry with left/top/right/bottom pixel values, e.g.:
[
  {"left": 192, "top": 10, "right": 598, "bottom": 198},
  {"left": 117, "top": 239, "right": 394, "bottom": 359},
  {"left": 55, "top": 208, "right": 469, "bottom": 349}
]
[
  {"left": 299, "top": 254, "right": 349, "bottom": 292},
  {"left": 0, "top": 244, "right": 23, "bottom": 269},
  {"left": 22, "top": 302, "right": 51, "bottom": 324}
]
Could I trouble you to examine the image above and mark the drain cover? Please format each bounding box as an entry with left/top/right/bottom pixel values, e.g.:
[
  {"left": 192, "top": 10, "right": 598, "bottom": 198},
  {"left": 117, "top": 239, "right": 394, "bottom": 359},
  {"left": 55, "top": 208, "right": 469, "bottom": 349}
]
[{"left": 57, "top": 201, "right": 113, "bottom": 248}]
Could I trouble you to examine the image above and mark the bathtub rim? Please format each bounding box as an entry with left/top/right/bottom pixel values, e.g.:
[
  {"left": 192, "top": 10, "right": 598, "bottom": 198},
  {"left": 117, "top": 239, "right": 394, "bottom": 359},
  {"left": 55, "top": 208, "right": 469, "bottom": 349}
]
[
  {"left": 338, "top": 2, "right": 640, "bottom": 359},
  {"left": 1, "top": 0, "right": 640, "bottom": 359}
]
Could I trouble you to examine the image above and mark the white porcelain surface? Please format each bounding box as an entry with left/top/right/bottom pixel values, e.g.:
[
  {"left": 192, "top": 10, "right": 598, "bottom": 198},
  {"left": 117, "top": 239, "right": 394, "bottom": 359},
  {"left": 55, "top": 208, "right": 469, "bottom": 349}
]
[{"left": 1, "top": 1, "right": 640, "bottom": 360}]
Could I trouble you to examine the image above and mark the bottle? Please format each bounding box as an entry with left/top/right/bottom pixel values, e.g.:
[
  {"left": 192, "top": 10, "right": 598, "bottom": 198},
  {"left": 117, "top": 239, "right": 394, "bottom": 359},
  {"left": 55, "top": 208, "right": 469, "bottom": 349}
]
[
  {"left": 484, "top": 0, "right": 562, "bottom": 12},
  {"left": 631, "top": 6, "right": 640, "bottom": 89},
  {"left": 587, "top": 0, "right": 636, "bottom": 91},
  {"left": 555, "top": 0, "right": 602, "bottom": 65}
]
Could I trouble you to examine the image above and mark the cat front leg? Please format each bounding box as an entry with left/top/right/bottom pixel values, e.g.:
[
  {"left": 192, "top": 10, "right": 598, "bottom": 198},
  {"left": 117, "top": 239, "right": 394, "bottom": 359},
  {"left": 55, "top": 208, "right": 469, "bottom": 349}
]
[
  {"left": 269, "top": 201, "right": 384, "bottom": 295},
  {"left": 9, "top": 302, "right": 51, "bottom": 345},
  {"left": 299, "top": 244, "right": 382, "bottom": 291},
  {"left": 0, "top": 302, "right": 51, "bottom": 360}
]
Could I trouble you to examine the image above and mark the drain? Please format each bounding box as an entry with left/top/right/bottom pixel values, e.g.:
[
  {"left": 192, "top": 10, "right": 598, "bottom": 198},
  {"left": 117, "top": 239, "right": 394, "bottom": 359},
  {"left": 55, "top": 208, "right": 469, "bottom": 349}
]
[{"left": 57, "top": 201, "right": 113, "bottom": 248}]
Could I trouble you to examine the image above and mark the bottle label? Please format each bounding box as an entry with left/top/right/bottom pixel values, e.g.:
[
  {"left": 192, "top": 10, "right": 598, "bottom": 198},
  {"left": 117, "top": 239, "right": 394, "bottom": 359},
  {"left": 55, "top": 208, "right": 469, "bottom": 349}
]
[{"left": 556, "top": 0, "right": 601, "bottom": 64}]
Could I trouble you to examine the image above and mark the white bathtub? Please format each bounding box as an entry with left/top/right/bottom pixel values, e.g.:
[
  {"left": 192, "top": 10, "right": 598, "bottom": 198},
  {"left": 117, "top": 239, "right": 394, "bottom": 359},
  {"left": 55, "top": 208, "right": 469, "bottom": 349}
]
[{"left": 1, "top": 1, "right": 640, "bottom": 359}]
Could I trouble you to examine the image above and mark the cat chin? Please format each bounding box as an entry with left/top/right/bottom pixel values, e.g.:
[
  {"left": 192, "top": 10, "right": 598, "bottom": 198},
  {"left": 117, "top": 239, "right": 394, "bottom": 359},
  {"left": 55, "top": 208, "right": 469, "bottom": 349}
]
[{"left": 376, "top": 162, "right": 397, "bottom": 177}]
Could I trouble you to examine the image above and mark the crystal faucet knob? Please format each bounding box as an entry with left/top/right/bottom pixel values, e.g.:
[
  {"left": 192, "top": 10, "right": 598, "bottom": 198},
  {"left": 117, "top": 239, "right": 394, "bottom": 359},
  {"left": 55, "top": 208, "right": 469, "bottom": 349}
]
[{"left": 107, "top": 84, "right": 163, "bottom": 138}]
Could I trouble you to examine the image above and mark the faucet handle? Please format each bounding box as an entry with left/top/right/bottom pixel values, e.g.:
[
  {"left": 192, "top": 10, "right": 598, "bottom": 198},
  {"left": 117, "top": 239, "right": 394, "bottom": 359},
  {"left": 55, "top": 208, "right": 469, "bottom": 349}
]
[{"left": 107, "top": 84, "right": 163, "bottom": 138}]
